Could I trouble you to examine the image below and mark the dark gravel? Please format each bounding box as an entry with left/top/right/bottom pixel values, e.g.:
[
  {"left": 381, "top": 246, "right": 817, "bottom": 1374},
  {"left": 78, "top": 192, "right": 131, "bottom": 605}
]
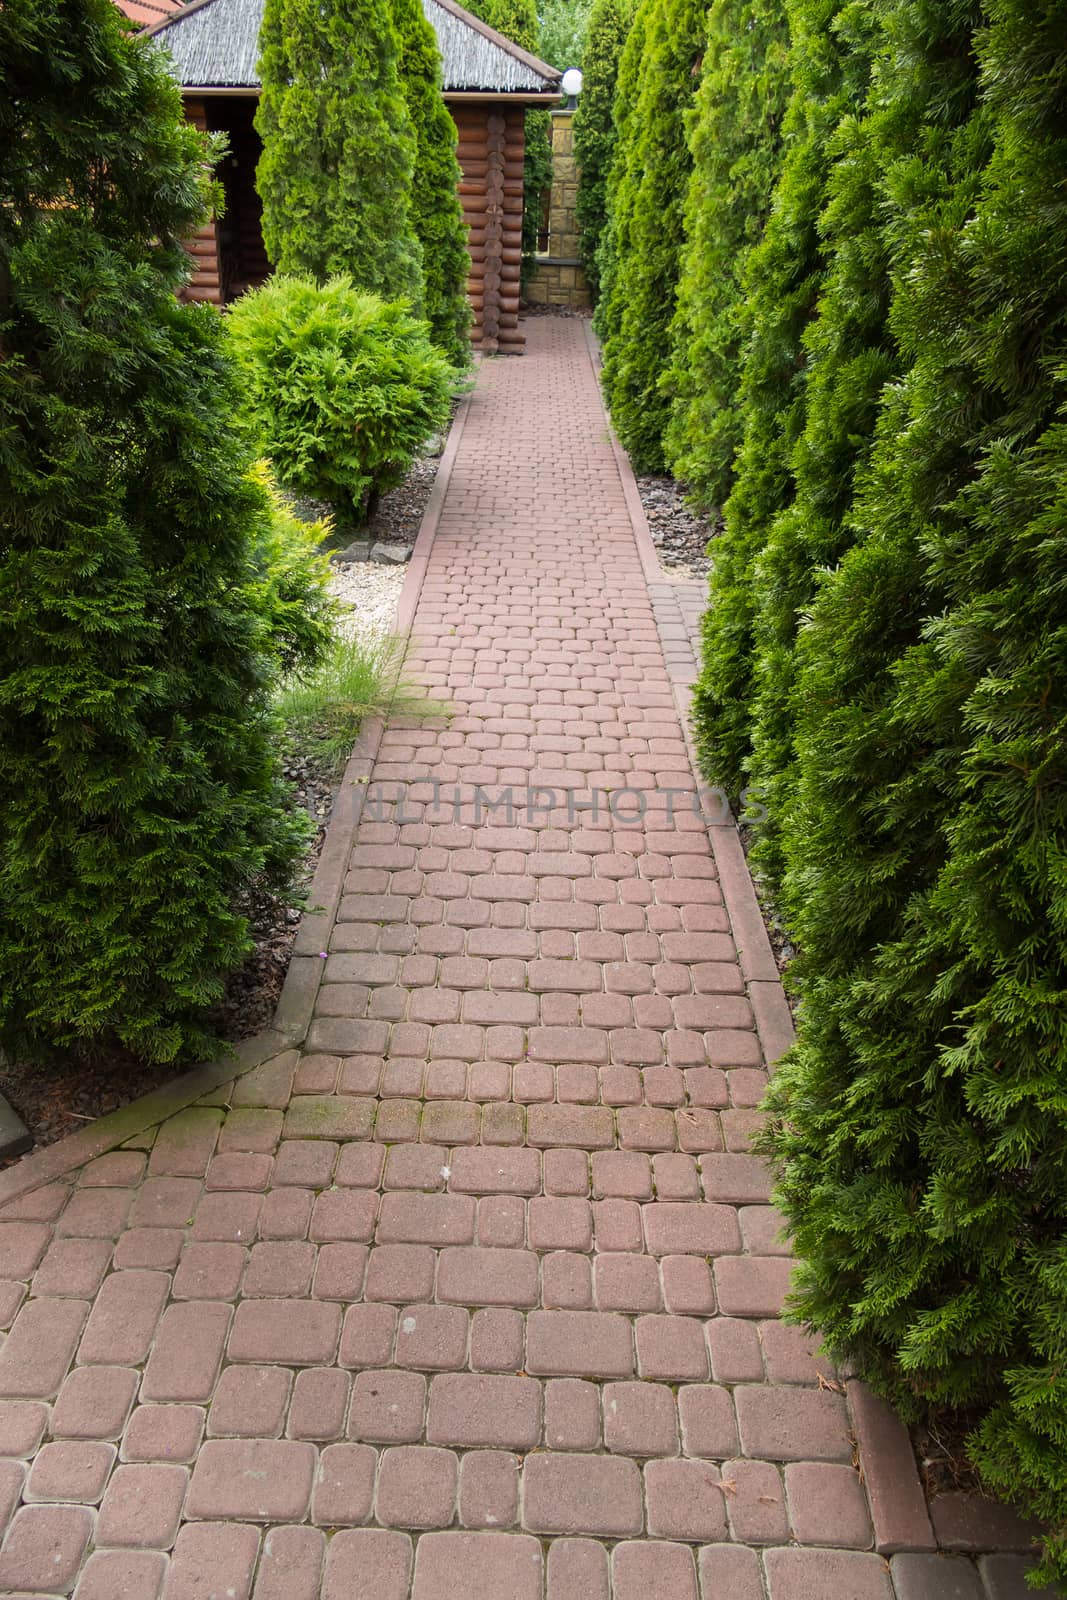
[{"left": 636, "top": 473, "right": 717, "bottom": 579}]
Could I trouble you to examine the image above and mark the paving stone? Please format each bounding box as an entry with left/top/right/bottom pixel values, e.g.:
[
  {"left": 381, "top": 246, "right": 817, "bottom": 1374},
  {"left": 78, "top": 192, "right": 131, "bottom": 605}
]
[
  {"left": 376, "top": 1445, "right": 458, "bottom": 1528},
  {"left": 252, "top": 1525, "right": 325, "bottom": 1600},
  {"left": 96, "top": 1462, "right": 188, "bottom": 1548},
  {"left": 163, "top": 1521, "right": 260, "bottom": 1600},
  {"left": 458, "top": 1449, "right": 519, "bottom": 1528},
  {"left": 208, "top": 1366, "right": 291, "bottom": 1438},
  {"left": 714, "top": 1255, "right": 795, "bottom": 1317},
  {"left": 785, "top": 1461, "right": 873, "bottom": 1547},
  {"left": 645, "top": 1457, "right": 728, "bottom": 1541},
  {"left": 722, "top": 1458, "right": 790, "bottom": 1544},
  {"left": 978, "top": 1554, "right": 1061, "bottom": 1600},
  {"left": 186, "top": 1439, "right": 316, "bottom": 1522},
  {"left": 31, "top": 1241, "right": 112, "bottom": 1301},
  {"left": 309, "top": 1442, "right": 376, "bottom": 1525},
  {"left": 78, "top": 1271, "right": 169, "bottom": 1365},
  {"left": 603, "top": 1380, "right": 679, "bottom": 1457},
  {"left": 526, "top": 1311, "right": 634, "bottom": 1378},
  {"left": 546, "top": 1538, "right": 611, "bottom": 1600},
  {"left": 437, "top": 1246, "right": 539, "bottom": 1308},
  {"left": 544, "top": 1378, "right": 601, "bottom": 1452},
  {"left": 0, "top": 1298, "right": 89, "bottom": 1399},
  {"left": 735, "top": 1383, "right": 852, "bottom": 1462},
  {"left": 321, "top": 1529, "right": 412, "bottom": 1600},
  {"left": 412, "top": 1531, "right": 543, "bottom": 1600},
  {"left": 0, "top": 1224, "right": 51, "bottom": 1279},
  {"left": 228, "top": 1300, "right": 340, "bottom": 1366},
  {"left": 74, "top": 1548, "right": 167, "bottom": 1600},
  {"left": 0, "top": 1401, "right": 48, "bottom": 1458},
  {"left": 697, "top": 1544, "right": 766, "bottom": 1600},
  {"left": 52, "top": 1366, "right": 139, "bottom": 1440},
  {"left": 0, "top": 1503, "right": 94, "bottom": 1594},
  {"left": 612, "top": 1541, "right": 698, "bottom": 1600},
  {"left": 141, "top": 1303, "right": 231, "bottom": 1402},
  {"left": 377, "top": 1192, "right": 476, "bottom": 1246},
  {"left": 24, "top": 1440, "right": 114, "bottom": 1504},
  {"left": 426, "top": 1372, "right": 540, "bottom": 1450},
  {"left": 890, "top": 1553, "right": 984, "bottom": 1600},
  {"left": 523, "top": 1452, "right": 643, "bottom": 1536},
  {"left": 763, "top": 1547, "right": 894, "bottom": 1599},
  {"left": 394, "top": 1304, "right": 469, "bottom": 1370},
  {"left": 642, "top": 1202, "right": 741, "bottom": 1256},
  {"left": 288, "top": 1368, "right": 350, "bottom": 1442},
  {"left": 148, "top": 1109, "right": 222, "bottom": 1177},
  {"left": 635, "top": 1312, "right": 709, "bottom": 1379},
  {"left": 173, "top": 1243, "right": 246, "bottom": 1301},
  {"left": 121, "top": 1404, "right": 205, "bottom": 1464}
]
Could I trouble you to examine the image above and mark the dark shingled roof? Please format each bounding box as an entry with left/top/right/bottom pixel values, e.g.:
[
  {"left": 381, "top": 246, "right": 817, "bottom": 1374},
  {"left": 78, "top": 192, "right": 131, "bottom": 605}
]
[{"left": 144, "top": 0, "right": 562, "bottom": 95}]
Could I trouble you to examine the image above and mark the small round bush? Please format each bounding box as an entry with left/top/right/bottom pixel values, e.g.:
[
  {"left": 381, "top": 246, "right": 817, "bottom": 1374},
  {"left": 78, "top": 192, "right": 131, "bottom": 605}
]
[{"left": 226, "top": 275, "right": 455, "bottom": 525}]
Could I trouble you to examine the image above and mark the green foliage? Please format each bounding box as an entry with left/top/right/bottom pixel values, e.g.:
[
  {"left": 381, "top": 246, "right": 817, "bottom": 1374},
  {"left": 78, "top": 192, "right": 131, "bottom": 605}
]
[
  {"left": 461, "top": 0, "right": 552, "bottom": 286},
  {"left": 392, "top": 0, "right": 471, "bottom": 366},
  {"left": 0, "top": 0, "right": 320, "bottom": 1065},
  {"left": 671, "top": 0, "right": 1067, "bottom": 1578},
  {"left": 691, "top": 0, "right": 873, "bottom": 797},
  {"left": 256, "top": 0, "right": 424, "bottom": 306},
  {"left": 572, "top": 0, "right": 632, "bottom": 300},
  {"left": 596, "top": 0, "right": 709, "bottom": 472},
  {"left": 539, "top": 0, "right": 593, "bottom": 69},
  {"left": 277, "top": 632, "right": 446, "bottom": 775},
  {"left": 592, "top": 0, "right": 649, "bottom": 342},
  {"left": 663, "top": 0, "right": 791, "bottom": 508},
  {"left": 225, "top": 275, "right": 454, "bottom": 527},
  {"left": 246, "top": 463, "right": 337, "bottom": 675}
]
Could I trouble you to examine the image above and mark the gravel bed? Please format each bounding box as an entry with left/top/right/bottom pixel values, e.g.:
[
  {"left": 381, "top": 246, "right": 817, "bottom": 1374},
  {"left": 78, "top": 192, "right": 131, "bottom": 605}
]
[
  {"left": 329, "top": 562, "right": 406, "bottom": 640},
  {"left": 636, "top": 473, "right": 718, "bottom": 579}
]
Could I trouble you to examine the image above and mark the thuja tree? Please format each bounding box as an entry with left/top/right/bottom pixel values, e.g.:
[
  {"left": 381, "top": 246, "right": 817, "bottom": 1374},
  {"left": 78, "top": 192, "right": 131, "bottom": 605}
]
[
  {"left": 462, "top": 0, "right": 553, "bottom": 283},
  {"left": 663, "top": 0, "right": 790, "bottom": 508},
  {"left": 392, "top": 0, "right": 470, "bottom": 364},
  {"left": 744, "top": 0, "right": 981, "bottom": 888},
  {"left": 763, "top": 0, "right": 1067, "bottom": 1579},
  {"left": 690, "top": 0, "right": 873, "bottom": 797},
  {"left": 597, "top": 0, "right": 709, "bottom": 472},
  {"left": 0, "top": 0, "right": 315, "bottom": 1064},
  {"left": 591, "top": 0, "right": 650, "bottom": 345},
  {"left": 256, "top": 0, "right": 423, "bottom": 306},
  {"left": 573, "top": 0, "right": 632, "bottom": 301}
]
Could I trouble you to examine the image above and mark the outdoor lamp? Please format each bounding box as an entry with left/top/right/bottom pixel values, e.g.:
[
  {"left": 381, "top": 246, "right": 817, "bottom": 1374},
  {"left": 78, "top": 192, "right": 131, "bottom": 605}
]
[{"left": 561, "top": 67, "right": 583, "bottom": 109}]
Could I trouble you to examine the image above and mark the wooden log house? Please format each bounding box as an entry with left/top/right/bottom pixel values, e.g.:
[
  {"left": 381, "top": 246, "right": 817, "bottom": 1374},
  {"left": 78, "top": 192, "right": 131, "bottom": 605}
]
[{"left": 138, "top": 0, "right": 562, "bottom": 352}]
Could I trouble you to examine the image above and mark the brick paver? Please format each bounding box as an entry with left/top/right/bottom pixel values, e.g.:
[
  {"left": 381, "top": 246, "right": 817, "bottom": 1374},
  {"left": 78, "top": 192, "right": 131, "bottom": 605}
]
[{"left": 0, "top": 319, "right": 1020, "bottom": 1596}]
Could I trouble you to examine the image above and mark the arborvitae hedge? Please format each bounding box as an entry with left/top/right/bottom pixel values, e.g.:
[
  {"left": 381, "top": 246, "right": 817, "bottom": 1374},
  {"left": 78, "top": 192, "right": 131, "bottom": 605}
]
[
  {"left": 596, "top": 0, "right": 709, "bottom": 472},
  {"left": 0, "top": 0, "right": 318, "bottom": 1064},
  {"left": 391, "top": 0, "right": 470, "bottom": 365},
  {"left": 763, "top": 0, "right": 1067, "bottom": 1578},
  {"left": 591, "top": 0, "right": 649, "bottom": 345},
  {"left": 461, "top": 0, "right": 553, "bottom": 285},
  {"left": 690, "top": 0, "right": 866, "bottom": 797},
  {"left": 256, "top": 0, "right": 424, "bottom": 306},
  {"left": 572, "top": 0, "right": 633, "bottom": 302},
  {"left": 662, "top": 0, "right": 790, "bottom": 509}
]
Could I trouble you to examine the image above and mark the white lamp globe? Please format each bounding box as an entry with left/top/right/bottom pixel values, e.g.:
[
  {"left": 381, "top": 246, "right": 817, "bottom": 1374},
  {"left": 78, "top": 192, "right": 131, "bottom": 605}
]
[{"left": 561, "top": 67, "right": 583, "bottom": 98}]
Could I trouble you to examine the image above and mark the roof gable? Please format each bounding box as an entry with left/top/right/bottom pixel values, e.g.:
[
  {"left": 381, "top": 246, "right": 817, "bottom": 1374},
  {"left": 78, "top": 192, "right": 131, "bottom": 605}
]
[{"left": 143, "top": 0, "right": 562, "bottom": 95}]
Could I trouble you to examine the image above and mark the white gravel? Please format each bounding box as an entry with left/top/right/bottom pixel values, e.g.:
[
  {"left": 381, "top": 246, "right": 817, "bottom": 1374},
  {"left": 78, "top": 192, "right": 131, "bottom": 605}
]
[{"left": 328, "top": 561, "right": 407, "bottom": 641}]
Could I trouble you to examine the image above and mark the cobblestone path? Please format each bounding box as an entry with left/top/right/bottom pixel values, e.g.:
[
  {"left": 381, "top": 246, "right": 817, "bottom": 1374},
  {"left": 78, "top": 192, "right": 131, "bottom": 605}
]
[{"left": 0, "top": 318, "right": 1039, "bottom": 1599}]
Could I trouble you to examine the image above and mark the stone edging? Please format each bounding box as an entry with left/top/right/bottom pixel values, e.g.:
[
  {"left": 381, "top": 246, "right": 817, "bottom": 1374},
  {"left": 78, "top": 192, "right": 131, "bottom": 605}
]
[{"left": 0, "top": 386, "right": 474, "bottom": 1208}]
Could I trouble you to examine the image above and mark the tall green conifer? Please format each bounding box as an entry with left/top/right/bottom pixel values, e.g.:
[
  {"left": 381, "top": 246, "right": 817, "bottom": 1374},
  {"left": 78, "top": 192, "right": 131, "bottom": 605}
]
[
  {"left": 573, "top": 0, "right": 633, "bottom": 301},
  {"left": 663, "top": 0, "right": 790, "bottom": 508},
  {"left": 392, "top": 0, "right": 471, "bottom": 363},
  {"left": 0, "top": 0, "right": 314, "bottom": 1064},
  {"left": 596, "top": 0, "right": 709, "bottom": 472},
  {"left": 256, "top": 0, "right": 424, "bottom": 306}
]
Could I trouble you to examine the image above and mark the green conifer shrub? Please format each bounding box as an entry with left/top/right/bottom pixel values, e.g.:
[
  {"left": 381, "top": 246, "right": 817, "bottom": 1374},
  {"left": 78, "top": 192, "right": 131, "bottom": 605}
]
[
  {"left": 226, "top": 275, "right": 454, "bottom": 526},
  {"left": 690, "top": 0, "right": 873, "bottom": 797},
  {"left": 592, "top": 0, "right": 650, "bottom": 345},
  {"left": 0, "top": 0, "right": 323, "bottom": 1065},
  {"left": 392, "top": 0, "right": 471, "bottom": 366},
  {"left": 757, "top": 0, "right": 1067, "bottom": 1580},
  {"left": 596, "top": 0, "right": 710, "bottom": 472},
  {"left": 256, "top": 0, "right": 424, "bottom": 306},
  {"left": 572, "top": 0, "right": 633, "bottom": 301},
  {"left": 662, "top": 0, "right": 790, "bottom": 508}
]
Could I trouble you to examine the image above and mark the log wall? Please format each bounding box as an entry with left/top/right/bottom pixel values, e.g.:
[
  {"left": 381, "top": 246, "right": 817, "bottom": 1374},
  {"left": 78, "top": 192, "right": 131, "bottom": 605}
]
[
  {"left": 180, "top": 98, "right": 223, "bottom": 306},
  {"left": 450, "top": 102, "right": 526, "bottom": 354}
]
